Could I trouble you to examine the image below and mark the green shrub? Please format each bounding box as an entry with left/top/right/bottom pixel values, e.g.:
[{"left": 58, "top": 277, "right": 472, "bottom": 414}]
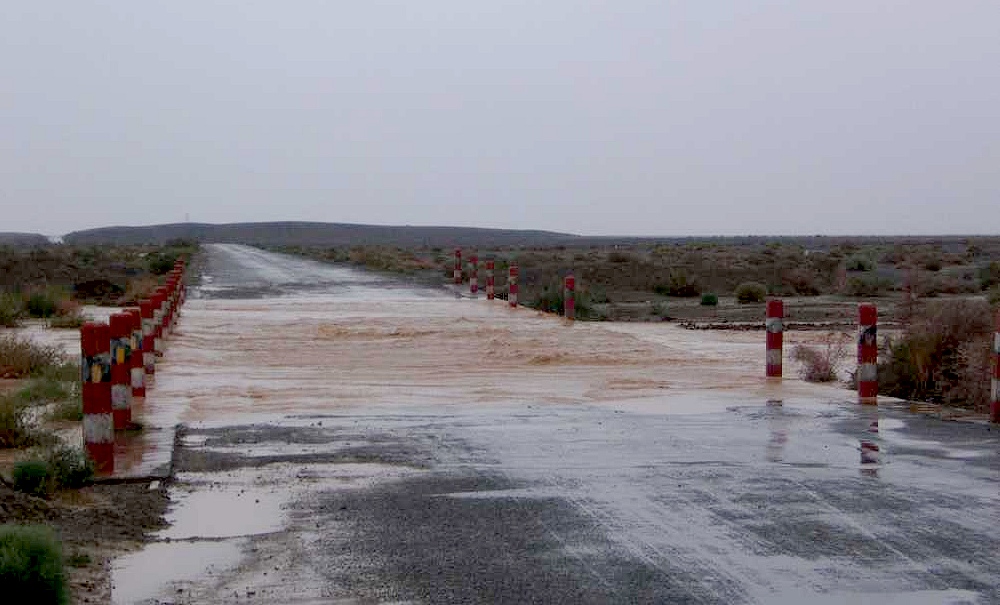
[
  {"left": 47, "top": 447, "right": 93, "bottom": 489},
  {"left": 653, "top": 271, "right": 701, "bottom": 297},
  {"left": 47, "top": 314, "right": 84, "bottom": 329},
  {"left": 0, "top": 524, "right": 69, "bottom": 605},
  {"left": 735, "top": 282, "right": 767, "bottom": 304},
  {"left": 700, "top": 293, "right": 719, "bottom": 306},
  {"left": 842, "top": 275, "right": 893, "bottom": 297},
  {"left": 845, "top": 256, "right": 874, "bottom": 272},
  {"left": 12, "top": 460, "right": 52, "bottom": 497},
  {"left": 988, "top": 287, "right": 1000, "bottom": 308},
  {"left": 530, "top": 288, "right": 565, "bottom": 315},
  {"left": 0, "top": 397, "right": 36, "bottom": 448},
  {"left": 24, "top": 292, "right": 59, "bottom": 319},
  {"left": 0, "top": 292, "right": 24, "bottom": 327},
  {"left": 14, "top": 378, "right": 72, "bottom": 406},
  {"left": 48, "top": 397, "right": 82, "bottom": 422}
]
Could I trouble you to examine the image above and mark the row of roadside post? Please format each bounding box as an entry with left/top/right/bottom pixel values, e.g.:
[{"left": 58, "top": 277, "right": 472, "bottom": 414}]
[
  {"left": 452, "top": 248, "right": 1000, "bottom": 425},
  {"left": 80, "top": 258, "right": 188, "bottom": 474}
]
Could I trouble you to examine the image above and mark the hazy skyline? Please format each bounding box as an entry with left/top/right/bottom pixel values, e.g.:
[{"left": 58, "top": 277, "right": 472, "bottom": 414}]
[{"left": 3, "top": 2, "right": 998, "bottom": 237}]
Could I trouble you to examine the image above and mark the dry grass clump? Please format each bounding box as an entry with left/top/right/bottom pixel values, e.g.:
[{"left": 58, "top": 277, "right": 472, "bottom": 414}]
[
  {"left": 791, "top": 333, "right": 851, "bottom": 382},
  {"left": 0, "top": 336, "right": 64, "bottom": 379},
  {"left": 879, "top": 299, "right": 994, "bottom": 411}
]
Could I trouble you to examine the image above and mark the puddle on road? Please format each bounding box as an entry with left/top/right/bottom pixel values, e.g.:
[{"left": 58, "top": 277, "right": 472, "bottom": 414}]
[
  {"left": 112, "top": 539, "right": 244, "bottom": 604},
  {"left": 160, "top": 482, "right": 287, "bottom": 540}
]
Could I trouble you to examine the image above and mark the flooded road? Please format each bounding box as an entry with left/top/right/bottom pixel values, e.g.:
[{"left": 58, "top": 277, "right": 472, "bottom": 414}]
[{"left": 115, "top": 244, "right": 1000, "bottom": 604}]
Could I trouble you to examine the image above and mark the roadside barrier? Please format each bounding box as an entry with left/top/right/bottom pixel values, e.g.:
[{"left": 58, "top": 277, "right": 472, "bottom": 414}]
[
  {"left": 470, "top": 254, "right": 479, "bottom": 295},
  {"left": 508, "top": 264, "right": 519, "bottom": 308},
  {"left": 564, "top": 275, "right": 575, "bottom": 320},
  {"left": 80, "top": 261, "right": 189, "bottom": 473},
  {"left": 858, "top": 303, "right": 878, "bottom": 405},
  {"left": 766, "top": 299, "right": 783, "bottom": 379},
  {"left": 152, "top": 289, "right": 165, "bottom": 356},
  {"left": 109, "top": 313, "right": 133, "bottom": 430},
  {"left": 454, "top": 248, "right": 462, "bottom": 285},
  {"left": 485, "top": 260, "right": 495, "bottom": 300},
  {"left": 992, "top": 309, "right": 999, "bottom": 423},
  {"left": 139, "top": 299, "right": 156, "bottom": 377},
  {"left": 126, "top": 308, "right": 145, "bottom": 398},
  {"left": 81, "top": 322, "right": 114, "bottom": 473}
]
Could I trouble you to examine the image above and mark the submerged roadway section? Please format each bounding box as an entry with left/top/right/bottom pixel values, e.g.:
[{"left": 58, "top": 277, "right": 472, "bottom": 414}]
[{"left": 113, "top": 244, "right": 999, "bottom": 604}]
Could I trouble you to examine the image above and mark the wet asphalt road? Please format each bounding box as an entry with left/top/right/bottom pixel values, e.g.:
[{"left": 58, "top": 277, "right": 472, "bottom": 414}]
[{"left": 115, "top": 244, "right": 1000, "bottom": 604}]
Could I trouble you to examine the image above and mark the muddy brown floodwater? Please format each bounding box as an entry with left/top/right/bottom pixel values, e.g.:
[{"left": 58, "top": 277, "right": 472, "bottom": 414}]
[{"left": 111, "top": 244, "right": 999, "bottom": 604}]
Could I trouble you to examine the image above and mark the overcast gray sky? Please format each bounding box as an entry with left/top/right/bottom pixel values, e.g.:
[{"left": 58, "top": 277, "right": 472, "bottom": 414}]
[{"left": 2, "top": 2, "right": 998, "bottom": 237}]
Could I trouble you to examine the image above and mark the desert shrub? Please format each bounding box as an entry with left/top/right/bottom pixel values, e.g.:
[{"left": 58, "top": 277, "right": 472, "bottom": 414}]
[
  {"left": 12, "top": 460, "right": 52, "bottom": 497},
  {"left": 0, "top": 335, "right": 64, "bottom": 378},
  {"left": 47, "top": 447, "right": 93, "bottom": 489},
  {"left": 735, "top": 282, "right": 767, "bottom": 304},
  {"left": 791, "top": 333, "right": 850, "bottom": 382},
  {"left": 146, "top": 250, "right": 180, "bottom": 275},
  {"left": 47, "top": 314, "right": 84, "bottom": 329},
  {"left": 653, "top": 272, "right": 700, "bottom": 297},
  {"left": 0, "top": 524, "right": 69, "bottom": 605},
  {"left": 24, "top": 290, "right": 61, "bottom": 319},
  {"left": 0, "top": 397, "right": 38, "bottom": 448},
  {"left": 0, "top": 292, "right": 25, "bottom": 327},
  {"left": 842, "top": 275, "right": 893, "bottom": 297},
  {"left": 977, "top": 261, "right": 1000, "bottom": 291},
  {"left": 845, "top": 256, "right": 874, "bottom": 272},
  {"left": 783, "top": 268, "right": 821, "bottom": 296},
  {"left": 530, "top": 288, "right": 565, "bottom": 315},
  {"left": 700, "top": 293, "right": 719, "bottom": 306},
  {"left": 988, "top": 287, "right": 1000, "bottom": 308},
  {"left": 14, "top": 378, "right": 72, "bottom": 406},
  {"left": 879, "top": 299, "right": 994, "bottom": 409}
]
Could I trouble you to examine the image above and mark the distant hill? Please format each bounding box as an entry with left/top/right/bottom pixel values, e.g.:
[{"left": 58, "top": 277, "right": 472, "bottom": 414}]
[
  {"left": 63, "top": 222, "right": 585, "bottom": 248},
  {"left": 0, "top": 232, "right": 50, "bottom": 246}
]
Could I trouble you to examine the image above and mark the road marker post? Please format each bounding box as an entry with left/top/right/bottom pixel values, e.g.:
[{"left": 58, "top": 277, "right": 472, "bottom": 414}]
[
  {"left": 109, "top": 313, "right": 133, "bottom": 430},
  {"left": 564, "top": 275, "right": 575, "bottom": 320},
  {"left": 470, "top": 254, "right": 479, "bottom": 295},
  {"left": 508, "top": 264, "right": 519, "bottom": 308},
  {"left": 766, "top": 299, "right": 783, "bottom": 379},
  {"left": 454, "top": 248, "right": 462, "bottom": 285},
  {"left": 81, "top": 322, "right": 113, "bottom": 473},
  {"left": 125, "top": 308, "right": 145, "bottom": 398},
  {"left": 858, "top": 303, "right": 878, "bottom": 405},
  {"left": 991, "top": 309, "right": 999, "bottom": 423},
  {"left": 153, "top": 288, "right": 167, "bottom": 357},
  {"left": 485, "top": 260, "right": 495, "bottom": 300},
  {"left": 139, "top": 299, "right": 156, "bottom": 378}
]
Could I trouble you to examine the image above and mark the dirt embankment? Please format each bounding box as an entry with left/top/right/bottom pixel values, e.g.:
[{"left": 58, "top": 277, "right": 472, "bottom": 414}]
[{"left": 1, "top": 480, "right": 169, "bottom": 604}]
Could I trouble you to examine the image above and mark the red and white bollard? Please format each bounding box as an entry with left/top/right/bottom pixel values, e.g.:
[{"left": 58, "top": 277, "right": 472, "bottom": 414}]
[
  {"left": 564, "top": 275, "right": 575, "bottom": 320},
  {"left": 485, "top": 260, "right": 495, "bottom": 300},
  {"left": 858, "top": 303, "right": 878, "bottom": 405},
  {"left": 126, "top": 308, "right": 145, "bottom": 398},
  {"left": 766, "top": 299, "right": 783, "bottom": 379},
  {"left": 139, "top": 299, "right": 156, "bottom": 377},
  {"left": 991, "top": 309, "right": 999, "bottom": 423},
  {"left": 109, "top": 313, "right": 133, "bottom": 430},
  {"left": 454, "top": 248, "right": 462, "bottom": 285},
  {"left": 153, "top": 288, "right": 167, "bottom": 356},
  {"left": 508, "top": 264, "right": 519, "bottom": 308},
  {"left": 470, "top": 255, "right": 478, "bottom": 295},
  {"left": 81, "top": 322, "right": 113, "bottom": 473}
]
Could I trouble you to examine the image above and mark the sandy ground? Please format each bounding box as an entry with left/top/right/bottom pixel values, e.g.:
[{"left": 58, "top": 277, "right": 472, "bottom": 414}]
[{"left": 101, "top": 244, "right": 999, "bottom": 605}]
